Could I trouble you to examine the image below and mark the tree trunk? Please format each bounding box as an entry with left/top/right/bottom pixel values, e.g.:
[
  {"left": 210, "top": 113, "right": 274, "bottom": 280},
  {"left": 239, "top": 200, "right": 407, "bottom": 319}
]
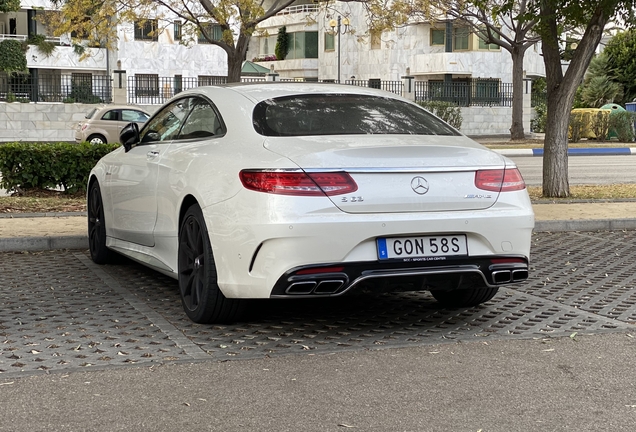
[
  {"left": 227, "top": 52, "right": 242, "bottom": 83},
  {"left": 542, "top": 92, "right": 571, "bottom": 197},
  {"left": 226, "top": 35, "right": 250, "bottom": 83},
  {"left": 510, "top": 46, "right": 526, "bottom": 140},
  {"left": 539, "top": 3, "right": 609, "bottom": 197}
]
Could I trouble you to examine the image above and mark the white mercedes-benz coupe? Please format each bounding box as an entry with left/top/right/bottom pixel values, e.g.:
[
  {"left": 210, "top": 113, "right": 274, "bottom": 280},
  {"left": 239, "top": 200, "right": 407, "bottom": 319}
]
[{"left": 88, "top": 83, "right": 534, "bottom": 323}]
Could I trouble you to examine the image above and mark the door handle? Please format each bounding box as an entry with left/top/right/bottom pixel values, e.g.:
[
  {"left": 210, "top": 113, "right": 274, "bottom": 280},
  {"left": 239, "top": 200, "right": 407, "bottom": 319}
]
[{"left": 147, "top": 150, "right": 160, "bottom": 159}]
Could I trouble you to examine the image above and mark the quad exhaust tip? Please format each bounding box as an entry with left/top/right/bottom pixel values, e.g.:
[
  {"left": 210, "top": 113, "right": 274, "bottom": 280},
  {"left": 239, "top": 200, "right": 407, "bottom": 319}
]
[
  {"left": 286, "top": 279, "right": 346, "bottom": 295},
  {"left": 492, "top": 269, "right": 529, "bottom": 284}
]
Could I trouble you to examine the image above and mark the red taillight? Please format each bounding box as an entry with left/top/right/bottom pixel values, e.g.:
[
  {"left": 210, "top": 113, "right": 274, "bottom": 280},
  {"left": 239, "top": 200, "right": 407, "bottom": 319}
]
[
  {"left": 296, "top": 266, "right": 345, "bottom": 275},
  {"left": 490, "top": 258, "right": 526, "bottom": 264},
  {"left": 239, "top": 170, "right": 357, "bottom": 196},
  {"left": 475, "top": 168, "right": 525, "bottom": 192}
]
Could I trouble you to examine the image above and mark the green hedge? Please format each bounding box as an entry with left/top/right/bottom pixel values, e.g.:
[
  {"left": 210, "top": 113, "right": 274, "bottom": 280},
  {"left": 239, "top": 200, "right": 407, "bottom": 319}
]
[
  {"left": 0, "top": 142, "right": 119, "bottom": 193},
  {"left": 416, "top": 100, "right": 463, "bottom": 130}
]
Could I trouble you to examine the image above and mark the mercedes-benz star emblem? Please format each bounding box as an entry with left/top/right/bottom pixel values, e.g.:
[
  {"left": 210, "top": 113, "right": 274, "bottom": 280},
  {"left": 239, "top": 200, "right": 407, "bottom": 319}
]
[{"left": 410, "top": 176, "right": 429, "bottom": 195}]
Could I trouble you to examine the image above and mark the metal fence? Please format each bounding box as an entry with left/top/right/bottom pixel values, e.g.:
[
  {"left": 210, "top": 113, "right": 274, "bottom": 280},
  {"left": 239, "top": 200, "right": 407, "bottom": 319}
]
[
  {"left": 125, "top": 76, "right": 405, "bottom": 104},
  {"left": 532, "top": 91, "right": 547, "bottom": 107},
  {"left": 414, "top": 80, "right": 513, "bottom": 107},
  {"left": 343, "top": 79, "right": 403, "bottom": 95},
  {"left": 0, "top": 73, "right": 112, "bottom": 103},
  {"left": 127, "top": 76, "right": 226, "bottom": 105},
  {"left": 0, "top": 72, "right": 519, "bottom": 109}
]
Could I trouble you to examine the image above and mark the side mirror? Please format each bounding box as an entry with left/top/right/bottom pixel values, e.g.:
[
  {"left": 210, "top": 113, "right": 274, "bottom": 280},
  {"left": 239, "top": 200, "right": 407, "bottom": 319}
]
[{"left": 120, "top": 122, "right": 140, "bottom": 152}]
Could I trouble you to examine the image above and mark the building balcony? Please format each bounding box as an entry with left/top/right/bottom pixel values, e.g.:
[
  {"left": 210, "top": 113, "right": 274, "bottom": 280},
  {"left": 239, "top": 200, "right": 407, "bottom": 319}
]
[
  {"left": 257, "top": 4, "right": 320, "bottom": 29},
  {"left": 26, "top": 44, "right": 108, "bottom": 71},
  {"left": 412, "top": 51, "right": 516, "bottom": 80},
  {"left": 255, "top": 58, "right": 319, "bottom": 79},
  {"left": 0, "top": 34, "right": 107, "bottom": 70},
  {"left": 412, "top": 52, "right": 473, "bottom": 76}
]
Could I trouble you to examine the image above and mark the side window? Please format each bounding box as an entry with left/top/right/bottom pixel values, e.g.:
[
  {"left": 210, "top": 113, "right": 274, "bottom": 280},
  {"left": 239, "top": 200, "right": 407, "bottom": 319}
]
[
  {"left": 101, "top": 110, "right": 119, "bottom": 121},
  {"left": 140, "top": 98, "right": 193, "bottom": 143},
  {"left": 122, "top": 109, "right": 149, "bottom": 122},
  {"left": 177, "top": 98, "right": 224, "bottom": 140}
]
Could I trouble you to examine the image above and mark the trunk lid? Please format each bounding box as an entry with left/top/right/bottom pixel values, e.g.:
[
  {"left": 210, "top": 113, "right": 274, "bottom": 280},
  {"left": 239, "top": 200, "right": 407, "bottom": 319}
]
[{"left": 263, "top": 135, "right": 506, "bottom": 213}]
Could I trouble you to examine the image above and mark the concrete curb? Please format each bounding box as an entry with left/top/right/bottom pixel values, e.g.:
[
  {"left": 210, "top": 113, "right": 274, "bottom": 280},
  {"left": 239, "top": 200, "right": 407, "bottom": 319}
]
[
  {"left": 497, "top": 148, "right": 636, "bottom": 157},
  {"left": 534, "top": 218, "right": 636, "bottom": 232},
  {"left": 0, "top": 212, "right": 85, "bottom": 219},
  {"left": 1, "top": 218, "right": 636, "bottom": 252},
  {"left": 0, "top": 236, "right": 87, "bottom": 252}
]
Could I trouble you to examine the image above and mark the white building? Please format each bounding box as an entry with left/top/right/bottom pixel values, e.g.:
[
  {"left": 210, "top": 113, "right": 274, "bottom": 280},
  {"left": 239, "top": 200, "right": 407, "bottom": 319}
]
[
  {"left": 247, "top": 2, "right": 546, "bottom": 85},
  {"left": 0, "top": 0, "right": 227, "bottom": 102},
  {"left": 1, "top": 0, "right": 546, "bottom": 136}
]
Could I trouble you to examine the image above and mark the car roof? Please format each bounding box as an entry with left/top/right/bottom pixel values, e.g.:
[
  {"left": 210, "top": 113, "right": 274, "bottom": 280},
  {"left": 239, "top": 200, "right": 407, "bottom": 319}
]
[
  {"left": 97, "top": 105, "right": 150, "bottom": 113},
  {"left": 178, "top": 82, "right": 405, "bottom": 104}
]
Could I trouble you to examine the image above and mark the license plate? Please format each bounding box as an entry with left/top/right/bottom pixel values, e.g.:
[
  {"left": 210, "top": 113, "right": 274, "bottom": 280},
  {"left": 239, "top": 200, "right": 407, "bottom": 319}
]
[{"left": 377, "top": 235, "right": 468, "bottom": 261}]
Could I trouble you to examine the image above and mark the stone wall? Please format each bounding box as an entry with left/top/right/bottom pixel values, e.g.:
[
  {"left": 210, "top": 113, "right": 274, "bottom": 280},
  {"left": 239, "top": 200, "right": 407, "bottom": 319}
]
[
  {"left": 461, "top": 104, "right": 532, "bottom": 136},
  {"left": 0, "top": 103, "right": 157, "bottom": 143},
  {"left": 0, "top": 99, "right": 529, "bottom": 142}
]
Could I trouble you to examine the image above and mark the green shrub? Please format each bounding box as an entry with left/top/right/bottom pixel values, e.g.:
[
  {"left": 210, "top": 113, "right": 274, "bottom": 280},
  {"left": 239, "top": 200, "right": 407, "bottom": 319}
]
[
  {"left": 569, "top": 112, "right": 585, "bottom": 143},
  {"left": 531, "top": 102, "right": 547, "bottom": 133},
  {"left": 6, "top": 92, "right": 16, "bottom": 103},
  {"left": 275, "top": 26, "right": 289, "bottom": 61},
  {"left": 69, "top": 80, "right": 102, "bottom": 103},
  {"left": 0, "top": 39, "right": 27, "bottom": 74},
  {"left": 0, "top": 142, "right": 119, "bottom": 193},
  {"left": 608, "top": 111, "right": 635, "bottom": 142},
  {"left": 26, "top": 33, "right": 56, "bottom": 58},
  {"left": 416, "top": 100, "right": 463, "bottom": 130},
  {"left": 591, "top": 110, "right": 610, "bottom": 141}
]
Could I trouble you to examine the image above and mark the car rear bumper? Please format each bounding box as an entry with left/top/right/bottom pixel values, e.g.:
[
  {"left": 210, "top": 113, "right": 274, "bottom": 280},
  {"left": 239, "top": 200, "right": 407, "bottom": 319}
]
[
  {"left": 270, "top": 255, "right": 529, "bottom": 298},
  {"left": 202, "top": 192, "right": 534, "bottom": 299}
]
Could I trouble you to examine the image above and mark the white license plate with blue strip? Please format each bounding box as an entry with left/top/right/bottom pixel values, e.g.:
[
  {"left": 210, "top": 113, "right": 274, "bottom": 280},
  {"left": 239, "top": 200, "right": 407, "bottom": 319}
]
[{"left": 377, "top": 235, "right": 468, "bottom": 261}]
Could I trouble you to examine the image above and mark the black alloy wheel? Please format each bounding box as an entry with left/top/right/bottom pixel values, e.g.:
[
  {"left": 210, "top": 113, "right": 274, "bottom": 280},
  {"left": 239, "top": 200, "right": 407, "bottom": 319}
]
[
  {"left": 178, "top": 204, "right": 244, "bottom": 324},
  {"left": 87, "top": 181, "right": 112, "bottom": 264}
]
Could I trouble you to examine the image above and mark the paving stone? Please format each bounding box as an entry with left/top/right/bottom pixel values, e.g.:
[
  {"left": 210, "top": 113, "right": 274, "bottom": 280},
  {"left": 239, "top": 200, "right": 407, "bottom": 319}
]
[{"left": 1, "top": 230, "right": 635, "bottom": 378}]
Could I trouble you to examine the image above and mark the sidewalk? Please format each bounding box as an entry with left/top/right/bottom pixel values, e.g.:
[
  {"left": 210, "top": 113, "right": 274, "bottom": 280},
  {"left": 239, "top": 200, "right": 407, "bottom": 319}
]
[
  {"left": 1, "top": 332, "right": 635, "bottom": 431},
  {"left": 1, "top": 201, "right": 636, "bottom": 252}
]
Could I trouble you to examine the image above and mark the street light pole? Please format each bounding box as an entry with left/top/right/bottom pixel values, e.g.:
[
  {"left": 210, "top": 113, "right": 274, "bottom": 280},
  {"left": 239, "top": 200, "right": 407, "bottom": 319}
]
[
  {"left": 337, "top": 17, "right": 341, "bottom": 83},
  {"left": 329, "top": 15, "right": 350, "bottom": 84}
]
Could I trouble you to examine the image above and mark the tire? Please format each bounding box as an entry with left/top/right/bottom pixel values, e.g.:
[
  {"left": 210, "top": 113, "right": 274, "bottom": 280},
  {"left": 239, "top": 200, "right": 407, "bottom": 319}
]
[
  {"left": 87, "top": 134, "right": 106, "bottom": 145},
  {"left": 178, "top": 204, "right": 244, "bottom": 324},
  {"left": 87, "top": 181, "right": 112, "bottom": 264},
  {"left": 430, "top": 287, "right": 499, "bottom": 308}
]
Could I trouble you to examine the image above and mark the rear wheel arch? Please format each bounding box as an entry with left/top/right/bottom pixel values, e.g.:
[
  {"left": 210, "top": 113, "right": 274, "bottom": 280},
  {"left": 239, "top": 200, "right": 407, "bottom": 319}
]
[
  {"left": 88, "top": 175, "right": 99, "bottom": 192},
  {"left": 177, "top": 201, "right": 245, "bottom": 323},
  {"left": 87, "top": 179, "right": 112, "bottom": 264},
  {"left": 179, "top": 195, "right": 200, "bottom": 233},
  {"left": 87, "top": 133, "right": 107, "bottom": 145}
]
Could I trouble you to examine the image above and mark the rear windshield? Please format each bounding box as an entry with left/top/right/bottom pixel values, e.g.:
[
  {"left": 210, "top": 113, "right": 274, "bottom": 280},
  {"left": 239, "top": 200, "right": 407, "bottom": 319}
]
[
  {"left": 85, "top": 108, "right": 98, "bottom": 119},
  {"left": 252, "top": 94, "right": 460, "bottom": 137}
]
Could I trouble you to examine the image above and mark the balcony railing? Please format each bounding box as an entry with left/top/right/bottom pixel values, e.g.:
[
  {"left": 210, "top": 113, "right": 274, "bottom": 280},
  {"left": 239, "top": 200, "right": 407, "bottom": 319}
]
[
  {"left": 276, "top": 4, "right": 319, "bottom": 15},
  {"left": 0, "top": 34, "right": 65, "bottom": 45}
]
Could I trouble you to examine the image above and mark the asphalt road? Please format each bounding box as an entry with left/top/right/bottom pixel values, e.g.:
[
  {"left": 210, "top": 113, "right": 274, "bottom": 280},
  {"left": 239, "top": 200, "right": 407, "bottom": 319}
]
[{"left": 511, "top": 154, "right": 636, "bottom": 186}]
